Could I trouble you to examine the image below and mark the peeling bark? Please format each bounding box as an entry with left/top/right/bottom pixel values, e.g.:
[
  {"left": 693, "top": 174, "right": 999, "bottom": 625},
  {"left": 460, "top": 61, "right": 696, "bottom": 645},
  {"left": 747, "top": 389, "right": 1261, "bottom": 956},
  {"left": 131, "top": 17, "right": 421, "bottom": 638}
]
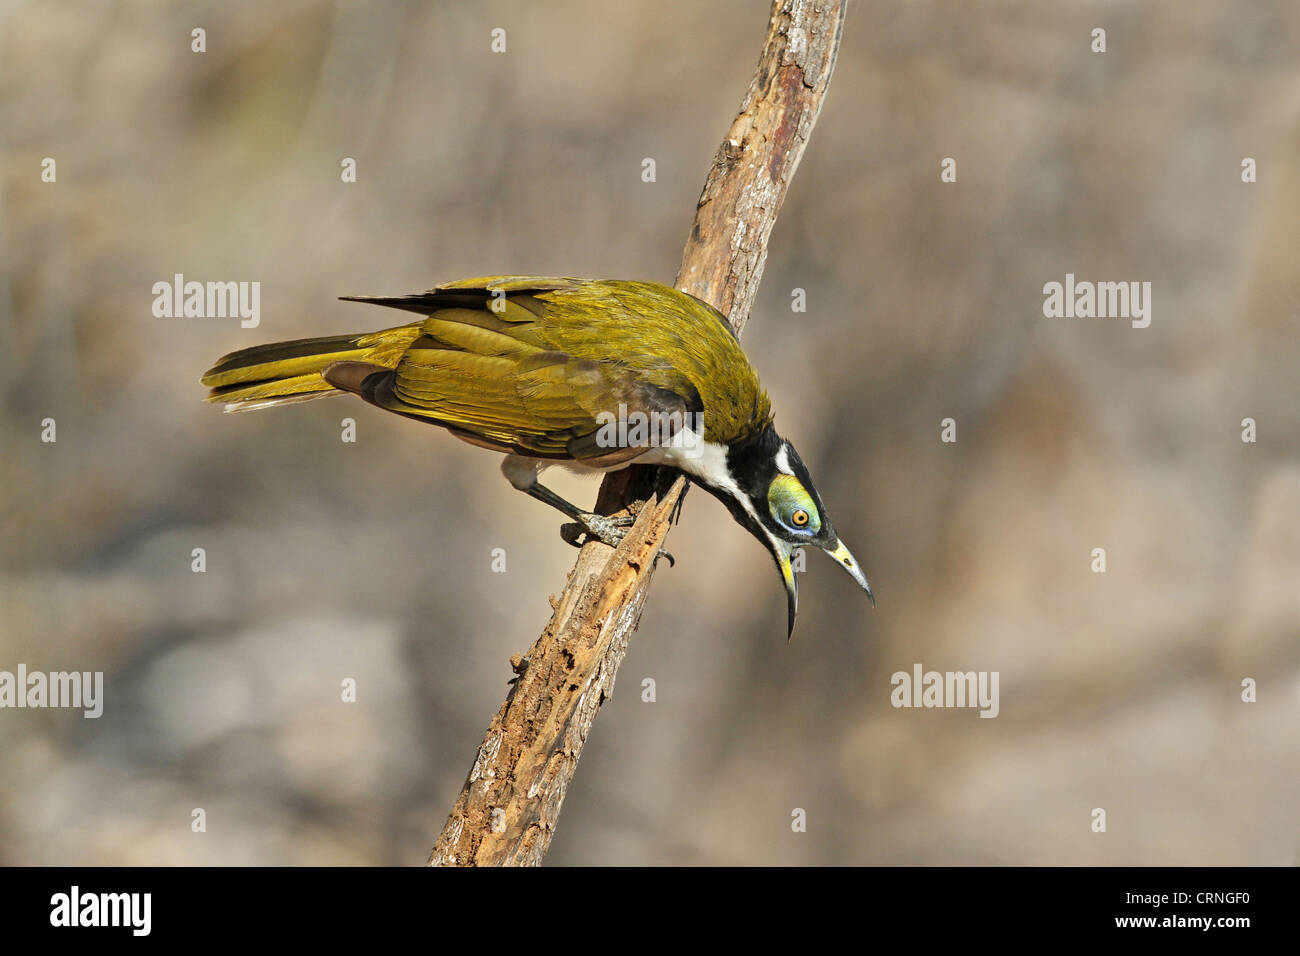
[
  {"left": 429, "top": 0, "right": 846, "bottom": 867},
  {"left": 676, "top": 0, "right": 846, "bottom": 332}
]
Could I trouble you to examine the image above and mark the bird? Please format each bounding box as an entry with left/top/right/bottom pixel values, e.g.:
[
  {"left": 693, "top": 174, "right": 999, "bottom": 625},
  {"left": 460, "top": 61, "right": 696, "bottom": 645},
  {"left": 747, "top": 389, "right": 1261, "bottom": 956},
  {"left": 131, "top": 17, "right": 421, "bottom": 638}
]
[{"left": 200, "top": 275, "right": 873, "bottom": 636}]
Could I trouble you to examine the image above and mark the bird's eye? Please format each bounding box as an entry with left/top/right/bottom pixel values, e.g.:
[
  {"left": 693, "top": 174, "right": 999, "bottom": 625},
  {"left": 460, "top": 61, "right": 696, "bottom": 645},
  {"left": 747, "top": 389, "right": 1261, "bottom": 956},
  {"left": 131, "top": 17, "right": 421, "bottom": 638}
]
[{"left": 767, "top": 474, "right": 820, "bottom": 534}]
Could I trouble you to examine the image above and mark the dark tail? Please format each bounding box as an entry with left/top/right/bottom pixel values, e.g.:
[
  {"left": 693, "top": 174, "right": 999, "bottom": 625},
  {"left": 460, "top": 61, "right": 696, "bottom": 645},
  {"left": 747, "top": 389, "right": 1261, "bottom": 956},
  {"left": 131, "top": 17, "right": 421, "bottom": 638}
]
[{"left": 201, "top": 323, "right": 422, "bottom": 411}]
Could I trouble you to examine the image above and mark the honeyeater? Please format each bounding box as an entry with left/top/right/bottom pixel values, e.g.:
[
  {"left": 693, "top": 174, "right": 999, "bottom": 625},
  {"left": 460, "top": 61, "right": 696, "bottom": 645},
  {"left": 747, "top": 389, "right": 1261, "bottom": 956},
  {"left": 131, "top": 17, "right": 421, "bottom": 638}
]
[{"left": 201, "top": 276, "right": 873, "bottom": 635}]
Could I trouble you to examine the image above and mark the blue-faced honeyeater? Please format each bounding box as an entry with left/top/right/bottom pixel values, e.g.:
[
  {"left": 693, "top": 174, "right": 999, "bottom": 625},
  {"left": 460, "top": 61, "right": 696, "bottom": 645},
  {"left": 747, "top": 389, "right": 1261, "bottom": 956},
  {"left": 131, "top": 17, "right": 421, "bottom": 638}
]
[{"left": 201, "top": 276, "right": 874, "bottom": 635}]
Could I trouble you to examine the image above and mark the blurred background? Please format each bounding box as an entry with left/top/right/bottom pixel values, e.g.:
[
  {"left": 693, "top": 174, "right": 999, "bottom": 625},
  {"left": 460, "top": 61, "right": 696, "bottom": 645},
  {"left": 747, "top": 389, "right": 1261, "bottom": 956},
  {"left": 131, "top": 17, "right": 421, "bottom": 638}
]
[{"left": 1, "top": 0, "right": 1297, "bottom": 865}]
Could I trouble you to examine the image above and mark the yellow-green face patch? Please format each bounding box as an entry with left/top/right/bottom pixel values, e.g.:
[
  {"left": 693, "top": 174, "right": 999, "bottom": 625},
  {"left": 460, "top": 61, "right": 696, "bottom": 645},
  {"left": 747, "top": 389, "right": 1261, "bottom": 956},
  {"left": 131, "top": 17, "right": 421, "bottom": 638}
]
[{"left": 767, "top": 473, "right": 820, "bottom": 535}]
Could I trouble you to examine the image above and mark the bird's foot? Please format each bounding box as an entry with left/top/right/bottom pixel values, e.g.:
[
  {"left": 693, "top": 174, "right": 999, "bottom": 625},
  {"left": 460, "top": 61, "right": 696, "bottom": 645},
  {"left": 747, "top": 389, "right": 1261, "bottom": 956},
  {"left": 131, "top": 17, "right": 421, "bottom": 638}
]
[
  {"left": 560, "top": 513, "right": 675, "bottom": 567},
  {"left": 560, "top": 513, "right": 634, "bottom": 549}
]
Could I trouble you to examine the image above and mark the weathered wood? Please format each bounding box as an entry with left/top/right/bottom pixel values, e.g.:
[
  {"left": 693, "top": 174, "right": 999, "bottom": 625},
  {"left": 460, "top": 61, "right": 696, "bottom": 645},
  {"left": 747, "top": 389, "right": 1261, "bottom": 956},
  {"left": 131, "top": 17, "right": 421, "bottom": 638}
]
[
  {"left": 676, "top": 0, "right": 846, "bottom": 332},
  {"left": 427, "top": 477, "right": 684, "bottom": 866},
  {"left": 428, "top": 0, "right": 846, "bottom": 866}
]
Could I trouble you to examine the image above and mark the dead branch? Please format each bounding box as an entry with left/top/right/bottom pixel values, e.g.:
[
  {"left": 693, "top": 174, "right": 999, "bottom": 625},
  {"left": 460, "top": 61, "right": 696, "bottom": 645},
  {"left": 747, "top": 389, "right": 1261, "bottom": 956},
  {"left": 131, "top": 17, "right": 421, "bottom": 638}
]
[{"left": 428, "top": 0, "right": 846, "bottom": 867}]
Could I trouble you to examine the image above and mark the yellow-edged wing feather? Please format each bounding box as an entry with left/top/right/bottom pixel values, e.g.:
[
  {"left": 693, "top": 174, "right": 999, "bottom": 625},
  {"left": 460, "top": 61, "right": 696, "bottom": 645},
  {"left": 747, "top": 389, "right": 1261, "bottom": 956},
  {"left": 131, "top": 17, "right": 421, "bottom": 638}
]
[{"left": 204, "top": 277, "right": 771, "bottom": 461}]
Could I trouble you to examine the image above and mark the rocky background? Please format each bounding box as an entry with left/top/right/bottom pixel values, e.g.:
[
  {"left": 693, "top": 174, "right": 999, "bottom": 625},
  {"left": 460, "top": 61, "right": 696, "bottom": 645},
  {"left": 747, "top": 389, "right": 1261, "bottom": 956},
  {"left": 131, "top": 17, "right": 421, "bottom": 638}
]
[{"left": 1, "top": 0, "right": 1296, "bottom": 864}]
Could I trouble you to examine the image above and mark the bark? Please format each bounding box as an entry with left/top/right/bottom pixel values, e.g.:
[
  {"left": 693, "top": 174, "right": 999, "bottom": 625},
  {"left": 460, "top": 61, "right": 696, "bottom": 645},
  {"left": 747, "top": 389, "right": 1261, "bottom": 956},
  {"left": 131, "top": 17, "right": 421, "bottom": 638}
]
[
  {"left": 428, "top": 0, "right": 846, "bottom": 867},
  {"left": 675, "top": 0, "right": 846, "bottom": 331}
]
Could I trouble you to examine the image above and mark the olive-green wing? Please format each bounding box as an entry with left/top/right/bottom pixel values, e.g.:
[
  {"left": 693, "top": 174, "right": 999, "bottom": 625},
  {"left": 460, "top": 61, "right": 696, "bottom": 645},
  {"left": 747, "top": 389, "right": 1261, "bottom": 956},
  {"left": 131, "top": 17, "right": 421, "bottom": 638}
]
[{"left": 330, "top": 277, "right": 699, "bottom": 463}]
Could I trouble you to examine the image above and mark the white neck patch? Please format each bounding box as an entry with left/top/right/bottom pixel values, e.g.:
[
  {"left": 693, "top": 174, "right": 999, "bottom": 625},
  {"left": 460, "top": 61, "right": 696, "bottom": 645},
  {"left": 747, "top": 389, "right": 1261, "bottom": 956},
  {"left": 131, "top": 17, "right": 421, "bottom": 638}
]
[{"left": 638, "top": 430, "right": 766, "bottom": 528}]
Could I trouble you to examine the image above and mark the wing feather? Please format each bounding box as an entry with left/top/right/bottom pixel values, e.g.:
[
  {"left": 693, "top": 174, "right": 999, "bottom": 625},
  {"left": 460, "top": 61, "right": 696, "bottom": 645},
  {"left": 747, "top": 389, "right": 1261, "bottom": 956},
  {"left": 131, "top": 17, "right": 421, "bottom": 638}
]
[{"left": 334, "top": 277, "right": 716, "bottom": 462}]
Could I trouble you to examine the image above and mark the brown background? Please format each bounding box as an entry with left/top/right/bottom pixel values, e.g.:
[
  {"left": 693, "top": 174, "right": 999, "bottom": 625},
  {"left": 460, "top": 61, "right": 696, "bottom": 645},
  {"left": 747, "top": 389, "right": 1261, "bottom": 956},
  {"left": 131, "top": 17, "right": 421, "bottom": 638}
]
[{"left": 1, "top": 0, "right": 1297, "bottom": 864}]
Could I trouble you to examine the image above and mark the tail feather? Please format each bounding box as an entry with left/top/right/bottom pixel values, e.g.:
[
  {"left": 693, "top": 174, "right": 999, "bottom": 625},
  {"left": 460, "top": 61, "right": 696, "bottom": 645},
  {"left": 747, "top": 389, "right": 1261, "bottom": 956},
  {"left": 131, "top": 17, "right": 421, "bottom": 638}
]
[
  {"left": 206, "top": 372, "right": 344, "bottom": 412},
  {"left": 201, "top": 325, "right": 423, "bottom": 411}
]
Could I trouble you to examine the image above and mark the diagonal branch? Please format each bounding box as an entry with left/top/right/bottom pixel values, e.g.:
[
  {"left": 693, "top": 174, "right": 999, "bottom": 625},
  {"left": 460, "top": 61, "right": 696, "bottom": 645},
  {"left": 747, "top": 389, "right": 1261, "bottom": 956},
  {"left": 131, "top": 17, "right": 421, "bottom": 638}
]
[{"left": 428, "top": 0, "right": 846, "bottom": 867}]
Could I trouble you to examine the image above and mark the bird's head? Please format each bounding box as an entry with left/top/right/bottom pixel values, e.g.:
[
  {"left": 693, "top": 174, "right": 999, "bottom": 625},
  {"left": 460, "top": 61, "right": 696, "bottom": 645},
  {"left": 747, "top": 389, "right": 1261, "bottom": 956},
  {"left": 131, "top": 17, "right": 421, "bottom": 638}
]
[{"left": 701, "top": 425, "right": 874, "bottom": 637}]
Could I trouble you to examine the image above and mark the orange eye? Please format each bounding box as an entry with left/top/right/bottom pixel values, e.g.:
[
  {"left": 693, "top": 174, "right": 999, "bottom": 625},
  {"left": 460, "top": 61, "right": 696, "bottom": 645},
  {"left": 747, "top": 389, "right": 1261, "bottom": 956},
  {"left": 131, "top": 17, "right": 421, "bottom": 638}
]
[{"left": 791, "top": 509, "right": 809, "bottom": 527}]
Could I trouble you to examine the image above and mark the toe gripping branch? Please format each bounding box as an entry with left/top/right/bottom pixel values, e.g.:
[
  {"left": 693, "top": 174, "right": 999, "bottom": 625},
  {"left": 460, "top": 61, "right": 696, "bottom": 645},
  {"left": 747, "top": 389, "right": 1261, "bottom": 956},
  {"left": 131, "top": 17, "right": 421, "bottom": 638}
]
[{"left": 562, "top": 465, "right": 688, "bottom": 567}]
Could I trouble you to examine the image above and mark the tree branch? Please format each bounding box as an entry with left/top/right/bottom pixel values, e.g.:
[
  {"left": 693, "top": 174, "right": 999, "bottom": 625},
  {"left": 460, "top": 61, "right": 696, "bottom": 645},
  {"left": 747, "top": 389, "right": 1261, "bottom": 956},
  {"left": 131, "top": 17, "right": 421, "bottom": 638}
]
[{"left": 428, "top": 0, "right": 846, "bottom": 867}]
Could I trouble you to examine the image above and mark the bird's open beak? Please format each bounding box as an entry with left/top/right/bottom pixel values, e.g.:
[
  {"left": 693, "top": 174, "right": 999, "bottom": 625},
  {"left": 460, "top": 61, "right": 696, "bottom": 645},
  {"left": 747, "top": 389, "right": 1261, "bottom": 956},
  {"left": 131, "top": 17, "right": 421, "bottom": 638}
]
[
  {"left": 772, "top": 538, "right": 873, "bottom": 641},
  {"left": 824, "top": 538, "right": 875, "bottom": 608},
  {"left": 775, "top": 541, "right": 799, "bottom": 640}
]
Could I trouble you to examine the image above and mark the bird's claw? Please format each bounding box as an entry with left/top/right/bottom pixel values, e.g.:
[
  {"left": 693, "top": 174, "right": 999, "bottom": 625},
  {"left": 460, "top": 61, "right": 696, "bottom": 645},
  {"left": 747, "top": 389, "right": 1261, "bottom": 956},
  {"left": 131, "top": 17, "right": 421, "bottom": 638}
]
[
  {"left": 559, "top": 513, "right": 633, "bottom": 548},
  {"left": 560, "top": 513, "right": 674, "bottom": 567}
]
